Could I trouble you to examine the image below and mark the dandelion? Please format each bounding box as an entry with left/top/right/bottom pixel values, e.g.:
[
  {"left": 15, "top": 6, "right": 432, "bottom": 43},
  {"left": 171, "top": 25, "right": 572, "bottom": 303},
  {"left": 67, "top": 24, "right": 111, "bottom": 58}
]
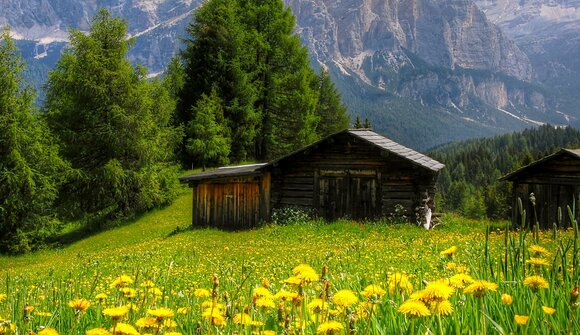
[
  {"left": 39, "top": 328, "right": 59, "bottom": 335},
  {"left": 501, "top": 293, "right": 513, "bottom": 305},
  {"left": 526, "top": 258, "right": 550, "bottom": 267},
  {"left": 398, "top": 299, "right": 431, "bottom": 317},
  {"left": 274, "top": 289, "right": 298, "bottom": 301},
  {"left": 95, "top": 293, "right": 108, "bottom": 301},
  {"left": 176, "top": 307, "right": 191, "bottom": 314},
  {"left": 165, "top": 333, "right": 182, "bottom": 335},
  {"left": 308, "top": 298, "right": 327, "bottom": 313},
  {"left": 102, "top": 305, "right": 129, "bottom": 320},
  {"left": 140, "top": 280, "right": 155, "bottom": 288},
  {"left": 136, "top": 317, "right": 158, "bottom": 329},
  {"left": 387, "top": 272, "right": 414, "bottom": 295},
  {"left": 233, "top": 312, "right": 252, "bottom": 325},
  {"left": 68, "top": 298, "right": 90, "bottom": 313},
  {"left": 110, "top": 323, "right": 139, "bottom": 335},
  {"left": 202, "top": 308, "right": 226, "bottom": 326},
  {"left": 36, "top": 311, "right": 53, "bottom": 317},
  {"left": 429, "top": 300, "right": 453, "bottom": 316},
  {"left": 528, "top": 244, "right": 549, "bottom": 256},
  {"left": 282, "top": 276, "right": 302, "bottom": 285},
  {"left": 110, "top": 275, "right": 134, "bottom": 288},
  {"left": 449, "top": 273, "right": 474, "bottom": 289},
  {"left": 194, "top": 288, "right": 210, "bottom": 298},
  {"left": 253, "top": 286, "right": 274, "bottom": 299},
  {"left": 292, "top": 264, "right": 320, "bottom": 282},
  {"left": 542, "top": 306, "right": 556, "bottom": 315},
  {"left": 119, "top": 287, "right": 136, "bottom": 298},
  {"left": 523, "top": 275, "right": 549, "bottom": 291},
  {"left": 361, "top": 284, "right": 386, "bottom": 300},
  {"left": 316, "top": 320, "right": 344, "bottom": 334},
  {"left": 463, "top": 280, "right": 498, "bottom": 297},
  {"left": 24, "top": 305, "right": 35, "bottom": 313},
  {"left": 0, "top": 294, "right": 6, "bottom": 302},
  {"left": 440, "top": 246, "right": 457, "bottom": 257},
  {"left": 333, "top": 289, "right": 358, "bottom": 308},
  {"left": 514, "top": 315, "right": 529, "bottom": 325},
  {"left": 255, "top": 297, "right": 276, "bottom": 308},
  {"left": 86, "top": 328, "right": 111, "bottom": 335},
  {"left": 423, "top": 280, "right": 455, "bottom": 302},
  {"left": 446, "top": 262, "right": 456, "bottom": 270},
  {"left": 147, "top": 307, "right": 174, "bottom": 320}
]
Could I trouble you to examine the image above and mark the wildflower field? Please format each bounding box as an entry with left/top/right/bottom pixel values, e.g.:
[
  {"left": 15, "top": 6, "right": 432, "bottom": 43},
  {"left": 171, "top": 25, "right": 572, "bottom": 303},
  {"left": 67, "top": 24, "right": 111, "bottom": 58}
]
[{"left": 1, "top": 192, "right": 579, "bottom": 334}]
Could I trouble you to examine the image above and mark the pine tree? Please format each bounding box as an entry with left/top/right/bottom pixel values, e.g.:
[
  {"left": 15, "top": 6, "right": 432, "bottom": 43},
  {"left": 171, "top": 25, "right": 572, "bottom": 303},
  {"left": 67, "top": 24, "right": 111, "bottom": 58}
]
[
  {"left": 44, "top": 9, "right": 181, "bottom": 222},
  {"left": 354, "top": 116, "right": 363, "bottom": 129},
  {"left": 0, "top": 32, "right": 68, "bottom": 253},
  {"left": 315, "top": 70, "right": 350, "bottom": 137},
  {"left": 186, "top": 91, "right": 231, "bottom": 170}
]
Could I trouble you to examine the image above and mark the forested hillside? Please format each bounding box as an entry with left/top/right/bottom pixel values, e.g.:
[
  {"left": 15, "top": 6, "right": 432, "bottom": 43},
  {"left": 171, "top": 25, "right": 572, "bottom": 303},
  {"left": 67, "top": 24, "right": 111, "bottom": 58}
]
[{"left": 431, "top": 125, "right": 580, "bottom": 219}]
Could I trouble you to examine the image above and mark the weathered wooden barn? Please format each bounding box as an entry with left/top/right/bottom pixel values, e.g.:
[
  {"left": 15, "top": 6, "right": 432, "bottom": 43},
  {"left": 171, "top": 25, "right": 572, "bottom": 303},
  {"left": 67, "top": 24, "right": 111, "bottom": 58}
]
[
  {"left": 179, "top": 129, "right": 445, "bottom": 229},
  {"left": 501, "top": 149, "right": 580, "bottom": 228}
]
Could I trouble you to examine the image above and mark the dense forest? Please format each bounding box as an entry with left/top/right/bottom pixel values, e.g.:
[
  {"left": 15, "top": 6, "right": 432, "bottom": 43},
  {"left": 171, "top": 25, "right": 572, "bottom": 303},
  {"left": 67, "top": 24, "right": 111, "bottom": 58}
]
[
  {"left": 430, "top": 125, "right": 580, "bottom": 219},
  {"left": 0, "top": 1, "right": 349, "bottom": 253}
]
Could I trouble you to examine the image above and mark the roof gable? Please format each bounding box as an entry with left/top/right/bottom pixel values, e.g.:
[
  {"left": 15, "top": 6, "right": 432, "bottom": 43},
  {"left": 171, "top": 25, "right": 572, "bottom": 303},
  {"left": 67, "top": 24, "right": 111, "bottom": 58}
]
[{"left": 501, "top": 148, "right": 580, "bottom": 181}]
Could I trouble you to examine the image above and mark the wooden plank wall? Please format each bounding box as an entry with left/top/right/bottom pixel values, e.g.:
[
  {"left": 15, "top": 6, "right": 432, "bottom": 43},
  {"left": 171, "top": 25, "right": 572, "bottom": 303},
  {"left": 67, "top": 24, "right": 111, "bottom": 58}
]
[
  {"left": 193, "top": 176, "right": 263, "bottom": 230},
  {"left": 271, "top": 132, "right": 438, "bottom": 221},
  {"left": 514, "top": 183, "right": 580, "bottom": 229}
]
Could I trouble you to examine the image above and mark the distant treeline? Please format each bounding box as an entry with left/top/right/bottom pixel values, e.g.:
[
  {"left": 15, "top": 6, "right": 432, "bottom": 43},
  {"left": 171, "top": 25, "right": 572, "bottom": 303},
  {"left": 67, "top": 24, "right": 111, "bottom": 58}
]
[
  {"left": 0, "top": 1, "right": 349, "bottom": 253},
  {"left": 430, "top": 125, "right": 580, "bottom": 219}
]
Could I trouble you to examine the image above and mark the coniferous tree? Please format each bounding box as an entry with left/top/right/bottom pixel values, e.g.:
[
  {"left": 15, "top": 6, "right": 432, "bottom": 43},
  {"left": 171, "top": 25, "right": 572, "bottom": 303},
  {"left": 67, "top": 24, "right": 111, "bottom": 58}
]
[
  {"left": 0, "top": 32, "right": 68, "bottom": 253},
  {"left": 186, "top": 91, "right": 231, "bottom": 170},
  {"left": 315, "top": 70, "right": 350, "bottom": 136},
  {"left": 354, "top": 116, "right": 363, "bottom": 129},
  {"left": 44, "top": 9, "right": 181, "bottom": 222}
]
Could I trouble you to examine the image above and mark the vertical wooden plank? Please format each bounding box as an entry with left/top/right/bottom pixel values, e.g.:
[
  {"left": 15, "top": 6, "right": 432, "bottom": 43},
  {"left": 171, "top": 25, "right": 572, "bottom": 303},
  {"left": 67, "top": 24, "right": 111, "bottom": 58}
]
[{"left": 192, "top": 185, "right": 197, "bottom": 227}]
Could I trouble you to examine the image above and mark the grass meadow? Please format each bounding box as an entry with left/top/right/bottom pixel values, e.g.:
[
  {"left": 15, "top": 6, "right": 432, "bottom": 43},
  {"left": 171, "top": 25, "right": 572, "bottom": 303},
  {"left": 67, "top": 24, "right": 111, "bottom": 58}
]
[{"left": 1, "top": 191, "right": 579, "bottom": 334}]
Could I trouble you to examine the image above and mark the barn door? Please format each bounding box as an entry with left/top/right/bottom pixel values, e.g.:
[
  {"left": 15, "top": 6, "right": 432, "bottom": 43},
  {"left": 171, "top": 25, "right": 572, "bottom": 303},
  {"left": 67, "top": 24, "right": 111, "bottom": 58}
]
[{"left": 318, "top": 170, "right": 380, "bottom": 220}]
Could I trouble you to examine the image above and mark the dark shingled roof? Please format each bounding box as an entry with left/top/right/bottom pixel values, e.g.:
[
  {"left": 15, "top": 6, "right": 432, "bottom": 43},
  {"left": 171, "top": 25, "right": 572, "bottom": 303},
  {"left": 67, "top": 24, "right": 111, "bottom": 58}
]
[
  {"left": 501, "top": 148, "right": 580, "bottom": 181},
  {"left": 347, "top": 129, "right": 445, "bottom": 171},
  {"left": 179, "top": 129, "right": 444, "bottom": 183},
  {"left": 179, "top": 163, "right": 266, "bottom": 183}
]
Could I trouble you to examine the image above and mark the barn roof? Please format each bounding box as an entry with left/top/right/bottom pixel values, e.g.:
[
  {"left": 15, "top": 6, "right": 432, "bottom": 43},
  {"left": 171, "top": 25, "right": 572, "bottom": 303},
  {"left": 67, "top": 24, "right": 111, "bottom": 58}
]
[
  {"left": 179, "top": 129, "right": 444, "bottom": 183},
  {"left": 264, "top": 129, "right": 444, "bottom": 172},
  {"left": 501, "top": 148, "right": 580, "bottom": 181},
  {"left": 179, "top": 163, "right": 266, "bottom": 183}
]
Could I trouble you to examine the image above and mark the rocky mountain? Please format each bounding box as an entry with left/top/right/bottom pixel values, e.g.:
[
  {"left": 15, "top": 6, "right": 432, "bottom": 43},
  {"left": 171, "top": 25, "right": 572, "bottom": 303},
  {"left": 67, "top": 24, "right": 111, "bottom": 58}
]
[
  {"left": 1, "top": 0, "right": 578, "bottom": 149},
  {"left": 475, "top": 0, "right": 580, "bottom": 94}
]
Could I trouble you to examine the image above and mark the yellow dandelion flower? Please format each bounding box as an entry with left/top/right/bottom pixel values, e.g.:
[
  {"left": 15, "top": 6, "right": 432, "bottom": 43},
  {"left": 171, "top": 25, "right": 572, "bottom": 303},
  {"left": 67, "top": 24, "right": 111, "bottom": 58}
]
[
  {"left": 463, "top": 280, "right": 498, "bottom": 297},
  {"left": 253, "top": 286, "right": 274, "bottom": 299},
  {"left": 147, "top": 307, "right": 174, "bottom": 319},
  {"left": 255, "top": 297, "right": 276, "bottom": 308},
  {"left": 136, "top": 317, "right": 158, "bottom": 329},
  {"left": 110, "top": 323, "right": 139, "bottom": 335},
  {"left": 68, "top": 298, "right": 90, "bottom": 313},
  {"left": 410, "top": 289, "right": 427, "bottom": 302},
  {"left": 274, "top": 289, "right": 298, "bottom": 301},
  {"left": 86, "top": 328, "right": 111, "bottom": 335},
  {"left": 233, "top": 313, "right": 253, "bottom": 325},
  {"left": 202, "top": 308, "right": 225, "bottom": 326},
  {"left": 36, "top": 311, "right": 53, "bottom": 317},
  {"left": 110, "top": 275, "right": 134, "bottom": 288},
  {"left": 39, "top": 328, "right": 59, "bottom": 335},
  {"left": 449, "top": 273, "right": 474, "bottom": 289},
  {"left": 119, "top": 287, "right": 136, "bottom": 298},
  {"left": 542, "top": 306, "right": 556, "bottom": 315},
  {"left": 24, "top": 305, "right": 35, "bottom": 313},
  {"left": 429, "top": 300, "right": 453, "bottom": 316},
  {"left": 140, "top": 280, "right": 155, "bottom": 288},
  {"left": 388, "top": 273, "right": 414, "bottom": 295},
  {"left": 423, "top": 280, "right": 455, "bottom": 302},
  {"left": 292, "top": 264, "right": 319, "bottom": 282},
  {"left": 398, "top": 299, "right": 431, "bottom": 317},
  {"left": 361, "top": 284, "right": 386, "bottom": 299},
  {"left": 194, "top": 288, "right": 210, "bottom": 298},
  {"left": 526, "top": 258, "right": 550, "bottom": 267},
  {"left": 282, "top": 276, "right": 302, "bottom": 285},
  {"left": 177, "top": 307, "right": 191, "bottom": 314},
  {"left": 446, "top": 262, "right": 456, "bottom": 270},
  {"left": 102, "top": 305, "right": 129, "bottom": 320},
  {"left": 514, "top": 315, "right": 529, "bottom": 325},
  {"left": 95, "top": 293, "right": 108, "bottom": 301},
  {"left": 440, "top": 246, "right": 457, "bottom": 257},
  {"left": 165, "top": 333, "right": 182, "bottom": 335},
  {"left": 162, "top": 319, "right": 177, "bottom": 328},
  {"left": 0, "top": 294, "right": 6, "bottom": 302},
  {"left": 308, "top": 298, "right": 327, "bottom": 313},
  {"left": 333, "top": 289, "right": 358, "bottom": 307},
  {"left": 501, "top": 293, "right": 513, "bottom": 305},
  {"left": 528, "top": 245, "right": 549, "bottom": 256},
  {"left": 523, "top": 275, "right": 549, "bottom": 291},
  {"left": 316, "top": 320, "right": 344, "bottom": 334}
]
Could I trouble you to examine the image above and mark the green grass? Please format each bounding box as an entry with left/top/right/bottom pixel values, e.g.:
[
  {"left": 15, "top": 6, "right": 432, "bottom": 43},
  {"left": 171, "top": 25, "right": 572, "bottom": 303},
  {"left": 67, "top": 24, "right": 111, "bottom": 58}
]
[{"left": 0, "top": 192, "right": 579, "bottom": 334}]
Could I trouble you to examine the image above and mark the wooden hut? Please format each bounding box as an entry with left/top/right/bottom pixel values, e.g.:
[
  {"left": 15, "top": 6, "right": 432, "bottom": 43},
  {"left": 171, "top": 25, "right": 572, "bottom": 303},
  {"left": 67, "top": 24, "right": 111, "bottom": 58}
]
[
  {"left": 501, "top": 149, "right": 580, "bottom": 228},
  {"left": 179, "top": 129, "right": 445, "bottom": 229}
]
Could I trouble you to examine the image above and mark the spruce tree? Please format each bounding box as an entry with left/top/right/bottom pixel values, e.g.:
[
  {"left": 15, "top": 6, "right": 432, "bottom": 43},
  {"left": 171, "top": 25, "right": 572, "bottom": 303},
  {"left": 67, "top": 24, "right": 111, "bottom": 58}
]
[
  {"left": 0, "top": 32, "right": 68, "bottom": 253},
  {"left": 315, "top": 70, "right": 350, "bottom": 136},
  {"left": 44, "top": 9, "right": 181, "bottom": 222}
]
